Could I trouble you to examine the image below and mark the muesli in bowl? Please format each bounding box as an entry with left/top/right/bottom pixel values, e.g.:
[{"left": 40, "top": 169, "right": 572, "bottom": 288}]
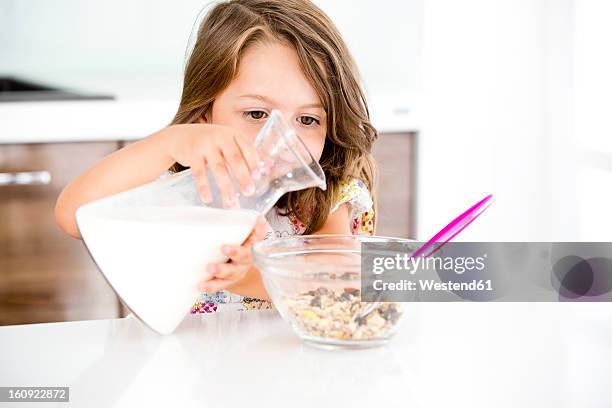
[{"left": 252, "top": 235, "right": 414, "bottom": 349}]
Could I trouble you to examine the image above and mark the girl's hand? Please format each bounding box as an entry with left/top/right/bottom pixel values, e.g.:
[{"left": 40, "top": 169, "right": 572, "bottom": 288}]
[
  {"left": 163, "top": 123, "right": 261, "bottom": 206},
  {"left": 197, "top": 215, "right": 269, "bottom": 293}
]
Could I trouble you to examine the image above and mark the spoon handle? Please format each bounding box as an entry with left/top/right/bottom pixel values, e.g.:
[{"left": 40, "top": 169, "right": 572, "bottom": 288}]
[
  {"left": 411, "top": 194, "right": 494, "bottom": 259},
  {"left": 356, "top": 194, "right": 494, "bottom": 320}
]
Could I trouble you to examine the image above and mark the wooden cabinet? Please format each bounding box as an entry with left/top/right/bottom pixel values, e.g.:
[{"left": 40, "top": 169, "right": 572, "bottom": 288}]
[
  {"left": 372, "top": 132, "right": 417, "bottom": 239},
  {"left": 0, "top": 142, "right": 123, "bottom": 325}
]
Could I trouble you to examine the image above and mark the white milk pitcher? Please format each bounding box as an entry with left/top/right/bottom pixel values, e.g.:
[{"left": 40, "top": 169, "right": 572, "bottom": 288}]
[{"left": 75, "top": 110, "right": 326, "bottom": 334}]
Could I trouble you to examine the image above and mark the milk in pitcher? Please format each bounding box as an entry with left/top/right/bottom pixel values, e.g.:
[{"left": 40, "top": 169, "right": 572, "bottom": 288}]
[{"left": 76, "top": 205, "right": 259, "bottom": 334}]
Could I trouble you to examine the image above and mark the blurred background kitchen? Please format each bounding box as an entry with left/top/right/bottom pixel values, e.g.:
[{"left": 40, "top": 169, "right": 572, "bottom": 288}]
[{"left": 1, "top": 0, "right": 610, "bottom": 326}]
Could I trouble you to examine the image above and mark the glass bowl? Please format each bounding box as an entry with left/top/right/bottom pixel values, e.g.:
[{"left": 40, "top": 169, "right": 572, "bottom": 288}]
[{"left": 252, "top": 235, "right": 416, "bottom": 349}]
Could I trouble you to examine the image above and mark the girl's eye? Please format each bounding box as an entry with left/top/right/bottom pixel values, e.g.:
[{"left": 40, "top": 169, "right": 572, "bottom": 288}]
[
  {"left": 244, "top": 110, "right": 268, "bottom": 121},
  {"left": 298, "top": 115, "right": 320, "bottom": 127}
]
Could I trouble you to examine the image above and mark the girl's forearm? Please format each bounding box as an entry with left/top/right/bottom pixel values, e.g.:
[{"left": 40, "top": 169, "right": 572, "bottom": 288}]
[
  {"left": 226, "top": 266, "right": 271, "bottom": 301},
  {"left": 55, "top": 129, "right": 175, "bottom": 239}
]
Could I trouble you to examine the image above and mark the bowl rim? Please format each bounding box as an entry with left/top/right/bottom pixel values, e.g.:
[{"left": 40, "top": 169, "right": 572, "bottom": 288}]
[{"left": 252, "top": 234, "right": 419, "bottom": 277}]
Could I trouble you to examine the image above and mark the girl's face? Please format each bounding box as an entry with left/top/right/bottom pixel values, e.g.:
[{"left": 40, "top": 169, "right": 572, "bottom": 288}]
[{"left": 209, "top": 40, "right": 327, "bottom": 161}]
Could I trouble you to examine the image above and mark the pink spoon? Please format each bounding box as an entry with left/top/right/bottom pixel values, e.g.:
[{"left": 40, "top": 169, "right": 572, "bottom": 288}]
[
  {"left": 357, "top": 194, "right": 494, "bottom": 318},
  {"left": 411, "top": 193, "right": 494, "bottom": 259}
]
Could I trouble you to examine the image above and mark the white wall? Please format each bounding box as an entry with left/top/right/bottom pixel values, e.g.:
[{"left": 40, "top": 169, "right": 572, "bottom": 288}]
[
  {"left": 573, "top": 0, "right": 612, "bottom": 241},
  {"left": 0, "top": 0, "right": 206, "bottom": 77},
  {"left": 0, "top": 0, "right": 423, "bottom": 95},
  {"left": 416, "top": 0, "right": 609, "bottom": 242},
  {"left": 418, "top": 0, "right": 550, "bottom": 241}
]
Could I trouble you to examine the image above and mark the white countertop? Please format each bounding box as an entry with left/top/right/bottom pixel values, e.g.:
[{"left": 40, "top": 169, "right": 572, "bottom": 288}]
[
  {"left": 1, "top": 303, "right": 611, "bottom": 407},
  {"left": 0, "top": 73, "right": 419, "bottom": 144}
]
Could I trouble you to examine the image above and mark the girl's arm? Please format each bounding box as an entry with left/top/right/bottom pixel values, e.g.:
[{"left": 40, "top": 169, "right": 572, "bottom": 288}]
[
  {"left": 55, "top": 130, "right": 175, "bottom": 239},
  {"left": 225, "top": 266, "right": 271, "bottom": 300},
  {"left": 223, "top": 204, "right": 351, "bottom": 300},
  {"left": 55, "top": 124, "right": 260, "bottom": 240}
]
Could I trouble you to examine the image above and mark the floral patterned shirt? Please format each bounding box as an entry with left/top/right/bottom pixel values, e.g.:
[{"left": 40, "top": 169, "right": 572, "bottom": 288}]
[{"left": 190, "top": 177, "right": 375, "bottom": 314}]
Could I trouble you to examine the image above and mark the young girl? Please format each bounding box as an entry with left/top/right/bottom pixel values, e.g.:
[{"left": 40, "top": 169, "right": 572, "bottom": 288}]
[{"left": 55, "top": 0, "right": 378, "bottom": 314}]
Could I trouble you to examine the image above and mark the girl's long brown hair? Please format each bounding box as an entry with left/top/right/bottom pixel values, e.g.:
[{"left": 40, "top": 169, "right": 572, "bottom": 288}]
[{"left": 170, "top": 0, "right": 378, "bottom": 233}]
